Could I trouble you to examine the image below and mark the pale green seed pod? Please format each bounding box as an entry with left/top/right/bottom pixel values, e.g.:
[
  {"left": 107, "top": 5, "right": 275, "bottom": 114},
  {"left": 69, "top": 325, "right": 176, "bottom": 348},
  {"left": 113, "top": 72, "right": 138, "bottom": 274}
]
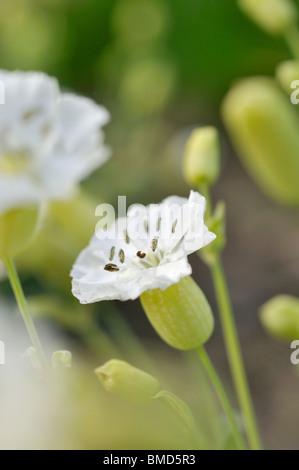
[
  {"left": 182, "top": 126, "right": 221, "bottom": 187},
  {"left": 238, "top": 0, "right": 297, "bottom": 35},
  {"left": 0, "top": 207, "right": 39, "bottom": 259},
  {"left": 222, "top": 77, "right": 299, "bottom": 205},
  {"left": 276, "top": 60, "right": 299, "bottom": 95},
  {"left": 52, "top": 350, "right": 72, "bottom": 369},
  {"left": 140, "top": 276, "right": 214, "bottom": 350},
  {"left": 260, "top": 295, "right": 299, "bottom": 341},
  {"left": 95, "top": 359, "right": 160, "bottom": 405}
]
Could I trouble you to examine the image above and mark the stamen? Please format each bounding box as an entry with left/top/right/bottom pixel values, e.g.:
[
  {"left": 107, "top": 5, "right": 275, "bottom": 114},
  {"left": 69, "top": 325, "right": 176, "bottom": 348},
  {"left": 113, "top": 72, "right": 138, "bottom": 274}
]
[
  {"left": 41, "top": 122, "right": 51, "bottom": 136},
  {"left": 151, "top": 238, "right": 158, "bottom": 252},
  {"left": 22, "top": 108, "right": 40, "bottom": 121},
  {"left": 144, "top": 220, "right": 148, "bottom": 233},
  {"left": 156, "top": 217, "right": 161, "bottom": 231},
  {"left": 124, "top": 230, "right": 130, "bottom": 244},
  {"left": 136, "top": 251, "right": 146, "bottom": 259},
  {"left": 109, "top": 246, "right": 115, "bottom": 261},
  {"left": 104, "top": 263, "right": 119, "bottom": 272},
  {"left": 172, "top": 219, "right": 178, "bottom": 233},
  {"left": 119, "top": 249, "right": 125, "bottom": 263}
]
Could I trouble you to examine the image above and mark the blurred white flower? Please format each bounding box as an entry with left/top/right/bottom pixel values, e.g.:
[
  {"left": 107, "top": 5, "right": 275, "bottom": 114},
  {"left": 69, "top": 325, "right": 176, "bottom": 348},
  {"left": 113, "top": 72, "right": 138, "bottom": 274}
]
[
  {"left": 71, "top": 191, "right": 215, "bottom": 302},
  {"left": 0, "top": 70, "right": 110, "bottom": 214}
]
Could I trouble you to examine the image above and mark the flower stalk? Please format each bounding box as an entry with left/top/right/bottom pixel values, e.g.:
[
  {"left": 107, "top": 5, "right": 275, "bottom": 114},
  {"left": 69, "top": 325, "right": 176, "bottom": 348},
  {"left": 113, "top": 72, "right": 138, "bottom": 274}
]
[
  {"left": 210, "top": 260, "right": 262, "bottom": 450},
  {"left": 199, "top": 183, "right": 262, "bottom": 450},
  {"left": 197, "top": 346, "right": 247, "bottom": 450},
  {"left": 3, "top": 257, "right": 47, "bottom": 368}
]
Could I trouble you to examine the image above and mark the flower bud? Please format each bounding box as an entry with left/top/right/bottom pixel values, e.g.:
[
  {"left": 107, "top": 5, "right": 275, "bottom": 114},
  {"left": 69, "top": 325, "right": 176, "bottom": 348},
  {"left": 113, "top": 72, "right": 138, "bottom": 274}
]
[
  {"left": 52, "top": 350, "right": 72, "bottom": 369},
  {"left": 0, "top": 207, "right": 39, "bottom": 259},
  {"left": 222, "top": 77, "right": 299, "bottom": 205},
  {"left": 276, "top": 60, "right": 299, "bottom": 95},
  {"left": 23, "top": 347, "right": 42, "bottom": 371},
  {"left": 95, "top": 359, "right": 160, "bottom": 405},
  {"left": 140, "top": 276, "right": 214, "bottom": 350},
  {"left": 238, "top": 0, "right": 297, "bottom": 35},
  {"left": 260, "top": 295, "right": 299, "bottom": 341},
  {"left": 183, "top": 126, "right": 221, "bottom": 187},
  {"left": 120, "top": 58, "right": 176, "bottom": 116}
]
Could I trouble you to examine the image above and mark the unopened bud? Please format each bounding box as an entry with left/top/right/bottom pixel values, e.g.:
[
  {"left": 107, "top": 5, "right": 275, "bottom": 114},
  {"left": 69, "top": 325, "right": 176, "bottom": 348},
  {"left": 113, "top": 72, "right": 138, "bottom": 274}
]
[
  {"left": 238, "top": 0, "right": 297, "bottom": 35},
  {"left": 183, "top": 127, "right": 221, "bottom": 187},
  {"left": 0, "top": 207, "right": 39, "bottom": 259},
  {"left": 23, "top": 347, "right": 42, "bottom": 370},
  {"left": 260, "top": 295, "right": 299, "bottom": 341},
  {"left": 276, "top": 60, "right": 299, "bottom": 96},
  {"left": 52, "top": 350, "right": 72, "bottom": 368},
  {"left": 222, "top": 77, "right": 299, "bottom": 205},
  {"left": 140, "top": 276, "right": 214, "bottom": 350},
  {"left": 95, "top": 359, "right": 160, "bottom": 405}
]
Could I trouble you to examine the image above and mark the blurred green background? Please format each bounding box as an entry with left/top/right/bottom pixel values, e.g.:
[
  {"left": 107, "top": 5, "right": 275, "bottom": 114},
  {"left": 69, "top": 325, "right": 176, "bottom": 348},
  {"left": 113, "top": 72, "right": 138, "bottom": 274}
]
[
  {"left": 0, "top": 0, "right": 295, "bottom": 204},
  {"left": 1, "top": 0, "right": 299, "bottom": 450}
]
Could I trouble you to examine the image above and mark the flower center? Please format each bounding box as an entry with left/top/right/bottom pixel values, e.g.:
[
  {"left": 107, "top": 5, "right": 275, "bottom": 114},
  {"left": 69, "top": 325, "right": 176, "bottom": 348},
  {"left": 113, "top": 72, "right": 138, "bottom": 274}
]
[
  {"left": 146, "top": 249, "right": 160, "bottom": 267},
  {"left": 0, "top": 152, "right": 31, "bottom": 175},
  {"left": 104, "top": 237, "right": 162, "bottom": 272}
]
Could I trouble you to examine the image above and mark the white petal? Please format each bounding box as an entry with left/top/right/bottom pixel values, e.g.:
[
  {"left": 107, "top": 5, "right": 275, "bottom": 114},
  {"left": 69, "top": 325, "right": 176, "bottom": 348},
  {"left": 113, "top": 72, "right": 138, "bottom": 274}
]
[{"left": 53, "top": 93, "right": 110, "bottom": 149}]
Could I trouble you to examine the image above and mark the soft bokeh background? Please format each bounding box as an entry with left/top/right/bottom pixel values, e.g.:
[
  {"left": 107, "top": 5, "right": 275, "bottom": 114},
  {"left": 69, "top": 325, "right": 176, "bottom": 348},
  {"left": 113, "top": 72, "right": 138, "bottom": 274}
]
[{"left": 0, "top": 0, "right": 299, "bottom": 449}]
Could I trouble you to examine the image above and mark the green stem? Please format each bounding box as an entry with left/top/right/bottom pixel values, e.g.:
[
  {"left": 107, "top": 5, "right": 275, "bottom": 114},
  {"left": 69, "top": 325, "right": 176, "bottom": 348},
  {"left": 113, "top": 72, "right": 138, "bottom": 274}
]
[
  {"left": 197, "top": 346, "right": 247, "bottom": 450},
  {"left": 4, "top": 257, "right": 47, "bottom": 367},
  {"left": 284, "top": 23, "right": 299, "bottom": 61},
  {"left": 211, "top": 260, "right": 262, "bottom": 450},
  {"left": 155, "top": 390, "right": 205, "bottom": 450}
]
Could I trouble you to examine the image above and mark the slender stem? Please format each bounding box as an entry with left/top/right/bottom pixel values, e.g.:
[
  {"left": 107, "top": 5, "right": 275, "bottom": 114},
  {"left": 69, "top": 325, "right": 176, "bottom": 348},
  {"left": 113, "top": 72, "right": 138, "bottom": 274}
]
[
  {"left": 199, "top": 182, "right": 262, "bottom": 449},
  {"left": 155, "top": 390, "right": 206, "bottom": 450},
  {"left": 211, "top": 260, "right": 262, "bottom": 450},
  {"left": 197, "top": 346, "right": 246, "bottom": 450},
  {"left": 4, "top": 257, "right": 47, "bottom": 367},
  {"left": 284, "top": 23, "right": 299, "bottom": 61}
]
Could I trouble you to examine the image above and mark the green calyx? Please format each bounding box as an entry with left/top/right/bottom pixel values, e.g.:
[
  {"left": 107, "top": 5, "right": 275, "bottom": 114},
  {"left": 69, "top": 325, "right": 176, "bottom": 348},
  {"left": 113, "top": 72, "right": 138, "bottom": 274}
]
[
  {"left": 95, "top": 359, "right": 160, "bottom": 405},
  {"left": 140, "top": 276, "right": 214, "bottom": 350}
]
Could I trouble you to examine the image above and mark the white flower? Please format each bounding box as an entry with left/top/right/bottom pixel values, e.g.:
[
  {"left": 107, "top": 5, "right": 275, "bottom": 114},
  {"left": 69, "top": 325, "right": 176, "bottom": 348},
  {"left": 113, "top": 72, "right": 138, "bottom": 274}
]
[
  {"left": 0, "top": 70, "right": 110, "bottom": 214},
  {"left": 71, "top": 191, "right": 216, "bottom": 303}
]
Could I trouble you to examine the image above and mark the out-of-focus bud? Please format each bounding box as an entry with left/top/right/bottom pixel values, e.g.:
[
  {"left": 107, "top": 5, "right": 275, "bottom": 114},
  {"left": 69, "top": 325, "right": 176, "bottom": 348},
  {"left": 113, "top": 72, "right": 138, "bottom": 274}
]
[
  {"left": 238, "top": 0, "right": 297, "bottom": 35},
  {"left": 182, "top": 127, "right": 221, "bottom": 187},
  {"left": 112, "top": 0, "right": 169, "bottom": 47},
  {"left": 276, "top": 60, "right": 299, "bottom": 96},
  {"left": 0, "top": 207, "right": 39, "bottom": 259},
  {"left": 23, "top": 347, "right": 42, "bottom": 371},
  {"left": 260, "top": 295, "right": 299, "bottom": 341},
  {"left": 140, "top": 276, "right": 214, "bottom": 350},
  {"left": 52, "top": 350, "right": 72, "bottom": 369},
  {"left": 222, "top": 77, "right": 299, "bottom": 206},
  {"left": 120, "top": 58, "right": 176, "bottom": 116},
  {"left": 95, "top": 359, "right": 160, "bottom": 405}
]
